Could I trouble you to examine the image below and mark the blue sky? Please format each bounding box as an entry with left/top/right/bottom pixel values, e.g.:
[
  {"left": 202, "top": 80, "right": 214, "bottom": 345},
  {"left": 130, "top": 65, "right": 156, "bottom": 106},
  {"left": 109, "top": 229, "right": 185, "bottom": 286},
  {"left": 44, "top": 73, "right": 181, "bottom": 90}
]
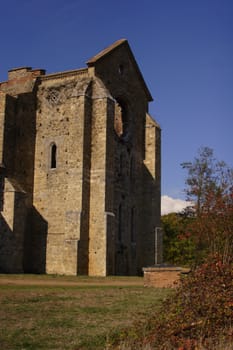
[{"left": 1, "top": 0, "right": 233, "bottom": 202}]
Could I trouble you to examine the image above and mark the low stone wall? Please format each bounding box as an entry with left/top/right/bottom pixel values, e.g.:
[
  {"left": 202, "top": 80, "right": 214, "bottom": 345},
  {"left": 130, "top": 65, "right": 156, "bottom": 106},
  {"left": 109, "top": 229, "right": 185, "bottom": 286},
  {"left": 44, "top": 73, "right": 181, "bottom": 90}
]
[{"left": 143, "top": 266, "right": 185, "bottom": 288}]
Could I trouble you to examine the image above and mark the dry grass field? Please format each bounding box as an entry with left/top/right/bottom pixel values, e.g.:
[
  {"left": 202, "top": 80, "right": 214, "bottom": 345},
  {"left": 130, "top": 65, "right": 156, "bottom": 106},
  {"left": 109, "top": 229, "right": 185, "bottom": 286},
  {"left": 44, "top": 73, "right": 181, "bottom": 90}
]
[{"left": 0, "top": 275, "right": 170, "bottom": 350}]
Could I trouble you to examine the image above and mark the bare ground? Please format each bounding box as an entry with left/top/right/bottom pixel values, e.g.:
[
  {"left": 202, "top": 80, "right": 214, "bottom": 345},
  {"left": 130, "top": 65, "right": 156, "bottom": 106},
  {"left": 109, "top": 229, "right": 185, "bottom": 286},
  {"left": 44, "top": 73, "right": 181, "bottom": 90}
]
[{"left": 0, "top": 274, "right": 145, "bottom": 287}]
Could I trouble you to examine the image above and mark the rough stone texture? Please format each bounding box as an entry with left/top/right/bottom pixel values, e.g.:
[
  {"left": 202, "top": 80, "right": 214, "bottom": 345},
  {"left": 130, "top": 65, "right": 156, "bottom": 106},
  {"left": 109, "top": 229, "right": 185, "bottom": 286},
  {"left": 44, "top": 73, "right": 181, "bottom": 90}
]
[{"left": 0, "top": 39, "right": 161, "bottom": 276}]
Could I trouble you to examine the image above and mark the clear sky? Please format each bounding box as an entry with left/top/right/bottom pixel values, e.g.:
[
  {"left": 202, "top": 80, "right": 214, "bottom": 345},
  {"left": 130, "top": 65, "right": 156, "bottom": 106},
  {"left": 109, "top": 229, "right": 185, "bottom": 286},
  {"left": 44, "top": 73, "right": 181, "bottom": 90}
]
[{"left": 1, "top": 0, "right": 233, "bottom": 203}]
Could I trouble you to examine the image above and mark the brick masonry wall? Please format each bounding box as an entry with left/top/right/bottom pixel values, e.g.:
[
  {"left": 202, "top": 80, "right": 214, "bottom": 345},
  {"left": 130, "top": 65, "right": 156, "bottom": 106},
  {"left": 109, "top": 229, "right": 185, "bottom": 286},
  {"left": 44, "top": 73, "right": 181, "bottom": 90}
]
[{"left": 143, "top": 266, "right": 183, "bottom": 288}]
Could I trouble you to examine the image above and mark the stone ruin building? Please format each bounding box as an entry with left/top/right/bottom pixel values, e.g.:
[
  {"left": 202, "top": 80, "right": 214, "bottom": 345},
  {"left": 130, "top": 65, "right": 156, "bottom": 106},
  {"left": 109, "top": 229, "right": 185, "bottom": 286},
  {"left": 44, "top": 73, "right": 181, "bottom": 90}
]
[{"left": 0, "top": 39, "right": 162, "bottom": 276}]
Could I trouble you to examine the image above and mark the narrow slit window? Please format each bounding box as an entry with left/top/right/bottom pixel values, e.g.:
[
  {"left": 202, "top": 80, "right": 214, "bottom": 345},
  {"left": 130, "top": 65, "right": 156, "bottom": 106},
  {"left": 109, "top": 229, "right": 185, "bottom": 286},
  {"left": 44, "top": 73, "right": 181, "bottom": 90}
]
[{"left": 50, "top": 143, "right": 57, "bottom": 169}]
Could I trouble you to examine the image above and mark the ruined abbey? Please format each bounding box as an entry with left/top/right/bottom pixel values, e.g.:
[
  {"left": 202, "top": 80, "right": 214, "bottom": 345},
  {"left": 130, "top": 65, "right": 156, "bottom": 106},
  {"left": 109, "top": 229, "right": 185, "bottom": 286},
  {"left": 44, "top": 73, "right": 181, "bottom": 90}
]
[{"left": 0, "top": 39, "right": 162, "bottom": 276}]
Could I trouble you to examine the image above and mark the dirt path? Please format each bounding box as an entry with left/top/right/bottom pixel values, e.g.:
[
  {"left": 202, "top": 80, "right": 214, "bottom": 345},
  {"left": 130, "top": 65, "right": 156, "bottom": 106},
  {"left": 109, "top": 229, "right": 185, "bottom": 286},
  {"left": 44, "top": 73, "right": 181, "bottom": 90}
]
[{"left": 0, "top": 275, "right": 144, "bottom": 287}]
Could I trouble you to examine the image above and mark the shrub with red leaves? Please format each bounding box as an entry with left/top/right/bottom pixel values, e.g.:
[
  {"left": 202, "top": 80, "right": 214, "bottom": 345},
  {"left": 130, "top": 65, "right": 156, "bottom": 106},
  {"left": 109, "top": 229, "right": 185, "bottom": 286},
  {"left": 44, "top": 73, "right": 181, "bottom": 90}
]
[
  {"left": 142, "top": 257, "right": 233, "bottom": 349},
  {"left": 108, "top": 258, "right": 233, "bottom": 350}
]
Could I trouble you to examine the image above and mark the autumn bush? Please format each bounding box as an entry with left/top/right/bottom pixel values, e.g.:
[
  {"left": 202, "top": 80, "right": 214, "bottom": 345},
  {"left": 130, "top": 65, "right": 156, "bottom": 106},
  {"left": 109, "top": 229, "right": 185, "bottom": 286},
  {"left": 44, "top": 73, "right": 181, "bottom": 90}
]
[
  {"left": 148, "top": 257, "right": 233, "bottom": 349},
  {"left": 108, "top": 257, "right": 233, "bottom": 349}
]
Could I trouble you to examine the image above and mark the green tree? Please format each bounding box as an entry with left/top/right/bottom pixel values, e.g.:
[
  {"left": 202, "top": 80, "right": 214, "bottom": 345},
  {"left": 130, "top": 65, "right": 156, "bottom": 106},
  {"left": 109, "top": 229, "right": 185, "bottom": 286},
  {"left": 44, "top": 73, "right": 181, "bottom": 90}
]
[
  {"left": 162, "top": 212, "right": 195, "bottom": 266},
  {"left": 181, "top": 147, "right": 233, "bottom": 263}
]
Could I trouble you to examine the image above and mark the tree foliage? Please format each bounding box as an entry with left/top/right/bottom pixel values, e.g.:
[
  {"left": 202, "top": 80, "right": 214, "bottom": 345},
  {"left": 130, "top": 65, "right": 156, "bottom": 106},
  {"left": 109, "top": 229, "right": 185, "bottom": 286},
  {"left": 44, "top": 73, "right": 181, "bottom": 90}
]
[
  {"left": 162, "top": 212, "right": 195, "bottom": 266},
  {"left": 181, "top": 147, "right": 233, "bottom": 263},
  {"left": 162, "top": 147, "right": 233, "bottom": 265}
]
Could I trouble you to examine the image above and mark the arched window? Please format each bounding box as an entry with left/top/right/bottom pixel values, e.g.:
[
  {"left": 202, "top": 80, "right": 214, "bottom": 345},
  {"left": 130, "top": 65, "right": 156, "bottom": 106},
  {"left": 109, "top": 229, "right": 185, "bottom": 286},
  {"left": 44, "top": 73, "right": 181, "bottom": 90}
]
[{"left": 50, "top": 143, "right": 57, "bottom": 169}]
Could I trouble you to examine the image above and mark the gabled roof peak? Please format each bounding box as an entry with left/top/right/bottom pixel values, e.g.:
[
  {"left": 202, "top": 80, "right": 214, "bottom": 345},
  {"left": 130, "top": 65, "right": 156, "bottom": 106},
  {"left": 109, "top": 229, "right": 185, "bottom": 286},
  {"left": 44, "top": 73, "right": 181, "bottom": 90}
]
[
  {"left": 86, "top": 39, "right": 153, "bottom": 101},
  {"left": 87, "top": 39, "right": 128, "bottom": 66}
]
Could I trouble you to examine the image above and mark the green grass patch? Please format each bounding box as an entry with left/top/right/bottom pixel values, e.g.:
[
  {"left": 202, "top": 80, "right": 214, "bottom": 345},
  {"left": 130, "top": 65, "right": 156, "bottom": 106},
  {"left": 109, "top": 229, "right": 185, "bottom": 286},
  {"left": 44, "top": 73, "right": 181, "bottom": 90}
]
[{"left": 0, "top": 275, "right": 170, "bottom": 349}]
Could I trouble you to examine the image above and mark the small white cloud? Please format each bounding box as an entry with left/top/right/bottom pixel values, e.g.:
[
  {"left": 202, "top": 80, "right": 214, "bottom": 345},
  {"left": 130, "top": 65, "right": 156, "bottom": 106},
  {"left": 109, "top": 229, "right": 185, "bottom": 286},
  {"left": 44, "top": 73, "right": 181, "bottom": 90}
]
[{"left": 161, "top": 195, "right": 191, "bottom": 215}]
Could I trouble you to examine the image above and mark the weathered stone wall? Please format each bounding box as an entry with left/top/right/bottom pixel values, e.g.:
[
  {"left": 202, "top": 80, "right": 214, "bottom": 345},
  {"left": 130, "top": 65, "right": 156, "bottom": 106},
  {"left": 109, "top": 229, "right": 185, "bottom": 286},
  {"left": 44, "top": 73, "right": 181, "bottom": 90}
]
[
  {"left": 0, "top": 68, "right": 42, "bottom": 273},
  {"left": 0, "top": 88, "right": 32, "bottom": 272},
  {"left": 0, "top": 68, "right": 39, "bottom": 197},
  {"left": 88, "top": 79, "right": 115, "bottom": 275},
  {"left": 0, "top": 93, "right": 6, "bottom": 212},
  {"left": 0, "top": 179, "right": 27, "bottom": 272},
  {"left": 1, "top": 95, "right": 17, "bottom": 179},
  {"left": 0, "top": 93, "right": 6, "bottom": 165},
  {"left": 88, "top": 42, "right": 160, "bottom": 275},
  {"left": 0, "top": 40, "right": 162, "bottom": 276},
  {"left": 0, "top": 67, "right": 45, "bottom": 96},
  {"left": 78, "top": 88, "right": 92, "bottom": 274},
  {"left": 32, "top": 74, "right": 91, "bottom": 275},
  {"left": 13, "top": 92, "right": 37, "bottom": 195},
  {"left": 141, "top": 114, "right": 162, "bottom": 267}
]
